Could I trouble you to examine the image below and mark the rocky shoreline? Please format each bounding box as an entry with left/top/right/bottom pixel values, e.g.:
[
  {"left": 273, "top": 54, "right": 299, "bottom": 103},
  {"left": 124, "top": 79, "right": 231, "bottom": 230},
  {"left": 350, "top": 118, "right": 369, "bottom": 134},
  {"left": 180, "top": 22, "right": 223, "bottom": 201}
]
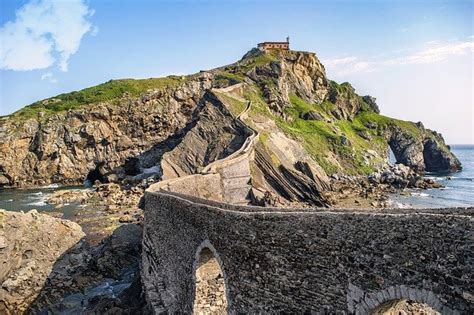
[{"left": 325, "top": 163, "right": 444, "bottom": 209}]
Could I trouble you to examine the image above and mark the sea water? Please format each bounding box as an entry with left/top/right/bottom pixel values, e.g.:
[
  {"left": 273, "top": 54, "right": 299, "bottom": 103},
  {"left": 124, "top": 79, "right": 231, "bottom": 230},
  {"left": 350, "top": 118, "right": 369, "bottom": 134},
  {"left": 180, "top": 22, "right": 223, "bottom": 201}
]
[
  {"left": 389, "top": 144, "right": 474, "bottom": 208},
  {"left": 0, "top": 184, "right": 87, "bottom": 219}
]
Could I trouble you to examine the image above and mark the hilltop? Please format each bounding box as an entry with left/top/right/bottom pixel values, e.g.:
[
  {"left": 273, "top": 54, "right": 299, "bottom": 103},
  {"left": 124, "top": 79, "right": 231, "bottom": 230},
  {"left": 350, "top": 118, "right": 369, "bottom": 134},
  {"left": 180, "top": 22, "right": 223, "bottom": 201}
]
[{"left": 0, "top": 48, "right": 461, "bottom": 206}]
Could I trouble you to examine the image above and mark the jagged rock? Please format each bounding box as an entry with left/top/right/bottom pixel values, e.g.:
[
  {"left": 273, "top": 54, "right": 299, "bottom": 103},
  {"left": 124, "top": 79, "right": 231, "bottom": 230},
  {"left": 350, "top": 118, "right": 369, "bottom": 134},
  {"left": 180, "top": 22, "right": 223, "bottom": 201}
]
[
  {"left": 160, "top": 93, "right": 248, "bottom": 179},
  {"left": 388, "top": 126, "right": 425, "bottom": 172},
  {"left": 0, "top": 73, "right": 213, "bottom": 187},
  {"left": 328, "top": 82, "right": 362, "bottom": 119},
  {"left": 387, "top": 125, "right": 461, "bottom": 173},
  {"left": 0, "top": 175, "right": 9, "bottom": 186},
  {"left": 364, "top": 121, "right": 377, "bottom": 129},
  {"left": 357, "top": 130, "right": 372, "bottom": 140},
  {"left": 340, "top": 135, "right": 351, "bottom": 146},
  {"left": 300, "top": 110, "right": 323, "bottom": 121},
  {"left": 92, "top": 224, "right": 142, "bottom": 279},
  {"left": 47, "top": 189, "right": 93, "bottom": 205},
  {"left": 245, "top": 50, "right": 329, "bottom": 116},
  {"left": 253, "top": 147, "right": 328, "bottom": 207},
  {"left": 0, "top": 210, "right": 85, "bottom": 314},
  {"left": 423, "top": 136, "right": 461, "bottom": 172},
  {"left": 362, "top": 95, "right": 380, "bottom": 113}
]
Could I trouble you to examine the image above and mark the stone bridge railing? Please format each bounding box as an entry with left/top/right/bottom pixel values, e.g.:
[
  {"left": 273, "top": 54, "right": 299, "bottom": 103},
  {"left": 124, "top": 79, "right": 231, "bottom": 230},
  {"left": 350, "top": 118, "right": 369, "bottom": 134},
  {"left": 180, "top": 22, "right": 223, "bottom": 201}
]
[{"left": 142, "top": 190, "right": 473, "bottom": 314}]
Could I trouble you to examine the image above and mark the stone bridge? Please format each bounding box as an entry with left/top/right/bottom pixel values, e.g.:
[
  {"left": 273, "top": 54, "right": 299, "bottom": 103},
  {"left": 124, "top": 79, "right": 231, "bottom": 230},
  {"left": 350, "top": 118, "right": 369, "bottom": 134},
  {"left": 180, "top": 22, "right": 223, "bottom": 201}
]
[
  {"left": 141, "top": 84, "right": 473, "bottom": 314},
  {"left": 142, "top": 191, "right": 473, "bottom": 314}
]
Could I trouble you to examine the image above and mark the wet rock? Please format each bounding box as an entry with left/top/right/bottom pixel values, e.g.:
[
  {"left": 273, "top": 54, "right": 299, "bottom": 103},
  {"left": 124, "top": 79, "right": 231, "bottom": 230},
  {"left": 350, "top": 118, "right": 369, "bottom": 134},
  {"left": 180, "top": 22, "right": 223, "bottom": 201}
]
[{"left": 47, "top": 189, "right": 92, "bottom": 205}]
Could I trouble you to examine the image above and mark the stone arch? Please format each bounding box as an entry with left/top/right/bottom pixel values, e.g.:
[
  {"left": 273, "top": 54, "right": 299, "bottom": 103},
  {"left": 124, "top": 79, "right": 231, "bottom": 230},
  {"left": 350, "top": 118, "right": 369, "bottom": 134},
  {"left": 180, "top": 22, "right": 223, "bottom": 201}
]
[
  {"left": 371, "top": 299, "right": 440, "bottom": 314},
  {"left": 351, "top": 285, "right": 458, "bottom": 315},
  {"left": 192, "top": 240, "right": 229, "bottom": 314}
]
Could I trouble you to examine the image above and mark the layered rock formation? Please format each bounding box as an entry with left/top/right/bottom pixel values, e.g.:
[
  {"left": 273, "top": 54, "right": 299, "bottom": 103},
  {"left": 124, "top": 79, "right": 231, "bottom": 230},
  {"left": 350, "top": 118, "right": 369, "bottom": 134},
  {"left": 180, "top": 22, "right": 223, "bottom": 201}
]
[{"left": 0, "top": 74, "right": 213, "bottom": 187}]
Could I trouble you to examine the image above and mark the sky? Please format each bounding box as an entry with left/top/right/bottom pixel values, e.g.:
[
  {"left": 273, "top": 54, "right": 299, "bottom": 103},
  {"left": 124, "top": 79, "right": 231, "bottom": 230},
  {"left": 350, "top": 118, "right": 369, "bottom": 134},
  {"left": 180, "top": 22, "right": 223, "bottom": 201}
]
[{"left": 0, "top": 0, "right": 473, "bottom": 144}]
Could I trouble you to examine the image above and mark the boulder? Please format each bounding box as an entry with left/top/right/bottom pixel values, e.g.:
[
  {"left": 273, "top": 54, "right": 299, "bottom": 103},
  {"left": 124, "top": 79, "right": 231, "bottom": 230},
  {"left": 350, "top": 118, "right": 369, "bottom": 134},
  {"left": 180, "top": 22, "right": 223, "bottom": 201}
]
[
  {"left": 300, "top": 110, "right": 323, "bottom": 121},
  {"left": 362, "top": 95, "right": 380, "bottom": 113},
  {"left": 0, "top": 209, "right": 84, "bottom": 314},
  {"left": 423, "top": 137, "right": 462, "bottom": 172}
]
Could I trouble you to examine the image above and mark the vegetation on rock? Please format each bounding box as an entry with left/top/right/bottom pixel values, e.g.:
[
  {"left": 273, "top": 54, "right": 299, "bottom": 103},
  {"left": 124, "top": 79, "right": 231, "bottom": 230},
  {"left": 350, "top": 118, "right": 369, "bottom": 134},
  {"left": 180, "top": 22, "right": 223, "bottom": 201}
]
[{"left": 5, "top": 77, "right": 186, "bottom": 121}]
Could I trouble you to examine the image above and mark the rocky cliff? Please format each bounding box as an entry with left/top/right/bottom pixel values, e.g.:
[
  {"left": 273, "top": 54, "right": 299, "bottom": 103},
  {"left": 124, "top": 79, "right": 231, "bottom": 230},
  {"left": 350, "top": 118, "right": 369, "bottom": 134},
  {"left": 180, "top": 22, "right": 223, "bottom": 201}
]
[{"left": 0, "top": 48, "right": 461, "bottom": 205}]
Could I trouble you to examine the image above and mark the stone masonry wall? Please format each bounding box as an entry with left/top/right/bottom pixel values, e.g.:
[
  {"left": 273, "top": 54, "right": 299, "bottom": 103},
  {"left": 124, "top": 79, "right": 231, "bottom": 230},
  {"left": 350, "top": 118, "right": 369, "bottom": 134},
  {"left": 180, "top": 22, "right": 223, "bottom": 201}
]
[{"left": 141, "top": 191, "right": 473, "bottom": 314}]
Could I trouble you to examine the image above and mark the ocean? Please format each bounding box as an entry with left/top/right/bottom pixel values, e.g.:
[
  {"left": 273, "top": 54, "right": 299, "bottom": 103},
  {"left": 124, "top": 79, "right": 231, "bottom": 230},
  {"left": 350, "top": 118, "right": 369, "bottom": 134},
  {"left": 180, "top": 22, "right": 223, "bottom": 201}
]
[
  {"left": 0, "top": 185, "right": 87, "bottom": 218},
  {"left": 389, "top": 144, "right": 474, "bottom": 208}
]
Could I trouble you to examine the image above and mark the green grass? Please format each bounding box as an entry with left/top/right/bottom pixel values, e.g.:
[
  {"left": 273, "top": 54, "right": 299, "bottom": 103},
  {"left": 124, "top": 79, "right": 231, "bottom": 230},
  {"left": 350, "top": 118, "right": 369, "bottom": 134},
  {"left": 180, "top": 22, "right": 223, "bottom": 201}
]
[
  {"left": 238, "top": 52, "right": 277, "bottom": 73},
  {"left": 214, "top": 71, "right": 245, "bottom": 86},
  {"left": 355, "top": 111, "right": 423, "bottom": 140},
  {"left": 277, "top": 95, "right": 392, "bottom": 175},
  {"left": 215, "top": 92, "right": 247, "bottom": 116},
  {"left": 7, "top": 77, "right": 186, "bottom": 121}
]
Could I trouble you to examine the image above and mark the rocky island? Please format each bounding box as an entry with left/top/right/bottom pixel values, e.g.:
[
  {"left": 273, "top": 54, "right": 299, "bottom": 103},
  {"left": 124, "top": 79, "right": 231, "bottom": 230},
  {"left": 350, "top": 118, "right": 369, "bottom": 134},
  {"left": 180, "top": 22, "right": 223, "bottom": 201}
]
[{"left": 0, "top": 47, "right": 471, "bottom": 314}]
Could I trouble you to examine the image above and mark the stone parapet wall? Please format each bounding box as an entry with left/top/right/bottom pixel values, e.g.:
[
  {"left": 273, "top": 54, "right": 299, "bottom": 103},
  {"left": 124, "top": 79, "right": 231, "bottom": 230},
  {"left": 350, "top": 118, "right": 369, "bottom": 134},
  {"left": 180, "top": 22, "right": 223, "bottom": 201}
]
[{"left": 141, "top": 191, "right": 473, "bottom": 314}]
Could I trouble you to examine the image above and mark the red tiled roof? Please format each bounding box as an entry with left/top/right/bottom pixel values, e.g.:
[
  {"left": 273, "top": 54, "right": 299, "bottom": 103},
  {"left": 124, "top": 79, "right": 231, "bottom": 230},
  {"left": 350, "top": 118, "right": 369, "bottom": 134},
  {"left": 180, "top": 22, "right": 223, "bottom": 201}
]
[{"left": 258, "top": 42, "right": 289, "bottom": 45}]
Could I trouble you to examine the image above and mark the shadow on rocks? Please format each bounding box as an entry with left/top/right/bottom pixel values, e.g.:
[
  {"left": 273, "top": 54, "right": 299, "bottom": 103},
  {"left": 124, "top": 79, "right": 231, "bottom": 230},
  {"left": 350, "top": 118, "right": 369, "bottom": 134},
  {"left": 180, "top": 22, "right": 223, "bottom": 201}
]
[{"left": 26, "top": 223, "right": 147, "bottom": 314}]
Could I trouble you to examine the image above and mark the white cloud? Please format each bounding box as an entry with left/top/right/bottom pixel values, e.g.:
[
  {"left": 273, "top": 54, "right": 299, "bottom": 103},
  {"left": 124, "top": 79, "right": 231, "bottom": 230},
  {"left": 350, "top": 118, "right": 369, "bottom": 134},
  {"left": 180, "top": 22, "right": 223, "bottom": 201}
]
[
  {"left": 41, "top": 71, "right": 57, "bottom": 83},
  {"left": 384, "top": 41, "right": 474, "bottom": 65},
  {"left": 0, "top": 0, "right": 95, "bottom": 72},
  {"left": 323, "top": 39, "right": 474, "bottom": 76},
  {"left": 324, "top": 57, "right": 358, "bottom": 66},
  {"left": 324, "top": 57, "right": 377, "bottom": 75}
]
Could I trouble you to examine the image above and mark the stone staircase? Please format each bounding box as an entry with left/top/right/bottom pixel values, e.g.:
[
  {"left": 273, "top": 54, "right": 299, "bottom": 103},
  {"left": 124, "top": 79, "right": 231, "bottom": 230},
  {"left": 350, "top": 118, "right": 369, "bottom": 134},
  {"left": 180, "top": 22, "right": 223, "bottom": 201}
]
[{"left": 147, "top": 84, "right": 258, "bottom": 205}]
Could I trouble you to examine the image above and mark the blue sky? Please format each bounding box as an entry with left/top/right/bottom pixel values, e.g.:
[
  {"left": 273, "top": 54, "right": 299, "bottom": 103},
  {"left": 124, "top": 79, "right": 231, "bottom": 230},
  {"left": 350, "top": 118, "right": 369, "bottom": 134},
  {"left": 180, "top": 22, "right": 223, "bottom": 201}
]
[{"left": 1, "top": 0, "right": 473, "bottom": 143}]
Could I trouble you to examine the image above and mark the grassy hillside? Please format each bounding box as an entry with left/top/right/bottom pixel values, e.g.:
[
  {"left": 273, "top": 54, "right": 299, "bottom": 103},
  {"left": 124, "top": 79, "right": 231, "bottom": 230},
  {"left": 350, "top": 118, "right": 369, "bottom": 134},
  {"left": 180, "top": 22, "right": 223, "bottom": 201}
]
[{"left": 6, "top": 77, "right": 186, "bottom": 121}]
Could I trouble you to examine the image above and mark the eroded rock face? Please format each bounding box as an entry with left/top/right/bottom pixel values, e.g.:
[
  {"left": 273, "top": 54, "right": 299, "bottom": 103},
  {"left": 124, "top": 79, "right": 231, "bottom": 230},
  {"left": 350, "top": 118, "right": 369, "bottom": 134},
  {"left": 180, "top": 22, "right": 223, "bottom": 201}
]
[
  {"left": 246, "top": 50, "right": 329, "bottom": 117},
  {"left": 0, "top": 74, "right": 213, "bottom": 187},
  {"left": 362, "top": 95, "right": 380, "bottom": 114},
  {"left": 423, "top": 135, "right": 462, "bottom": 172},
  {"left": 328, "top": 82, "right": 363, "bottom": 120},
  {"left": 0, "top": 209, "right": 85, "bottom": 313},
  {"left": 161, "top": 93, "right": 248, "bottom": 179},
  {"left": 387, "top": 126, "right": 461, "bottom": 173}
]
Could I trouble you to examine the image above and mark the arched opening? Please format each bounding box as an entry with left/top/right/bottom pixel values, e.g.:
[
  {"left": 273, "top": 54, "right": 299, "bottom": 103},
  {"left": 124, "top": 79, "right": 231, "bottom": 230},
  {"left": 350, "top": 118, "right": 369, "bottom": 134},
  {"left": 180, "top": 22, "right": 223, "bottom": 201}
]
[
  {"left": 193, "top": 246, "right": 227, "bottom": 314},
  {"left": 371, "top": 299, "right": 440, "bottom": 315},
  {"left": 388, "top": 146, "right": 397, "bottom": 165},
  {"left": 84, "top": 162, "right": 105, "bottom": 187}
]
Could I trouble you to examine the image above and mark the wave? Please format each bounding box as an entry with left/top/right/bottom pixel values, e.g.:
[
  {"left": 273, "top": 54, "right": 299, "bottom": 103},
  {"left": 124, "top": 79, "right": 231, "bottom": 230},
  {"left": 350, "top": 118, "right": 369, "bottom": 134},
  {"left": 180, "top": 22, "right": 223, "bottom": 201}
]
[
  {"left": 42, "top": 184, "right": 60, "bottom": 188},
  {"left": 387, "top": 200, "right": 412, "bottom": 209},
  {"left": 410, "top": 192, "right": 430, "bottom": 198},
  {"left": 451, "top": 177, "right": 474, "bottom": 182},
  {"left": 27, "top": 200, "right": 47, "bottom": 206}
]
